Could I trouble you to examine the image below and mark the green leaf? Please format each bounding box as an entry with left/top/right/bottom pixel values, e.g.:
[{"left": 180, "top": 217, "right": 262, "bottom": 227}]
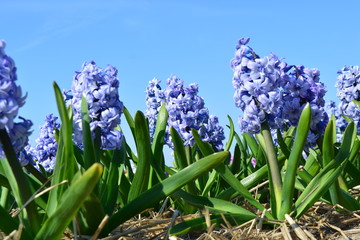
[
  {"left": 81, "top": 95, "right": 96, "bottom": 169},
  {"left": 0, "top": 129, "right": 41, "bottom": 235},
  {"left": 151, "top": 104, "right": 168, "bottom": 162},
  {"left": 303, "top": 149, "right": 321, "bottom": 176},
  {"left": 127, "top": 111, "right": 152, "bottom": 202},
  {"left": 322, "top": 118, "right": 341, "bottom": 205},
  {"left": 106, "top": 151, "right": 229, "bottom": 233},
  {"left": 280, "top": 103, "right": 311, "bottom": 219},
  {"left": 260, "top": 120, "right": 283, "bottom": 219},
  {"left": 215, "top": 163, "right": 273, "bottom": 219},
  {"left": 0, "top": 204, "right": 20, "bottom": 235},
  {"left": 171, "top": 127, "right": 189, "bottom": 170},
  {"left": 101, "top": 141, "right": 126, "bottom": 215},
  {"left": 294, "top": 122, "right": 359, "bottom": 217},
  {"left": 322, "top": 118, "right": 335, "bottom": 166},
  {"left": 123, "top": 106, "right": 136, "bottom": 144},
  {"left": 192, "top": 129, "right": 215, "bottom": 156},
  {"left": 243, "top": 132, "right": 259, "bottom": 156},
  {"left": 78, "top": 193, "right": 106, "bottom": 235},
  {"left": 224, "top": 115, "right": 235, "bottom": 152},
  {"left": 174, "top": 189, "right": 256, "bottom": 216},
  {"left": 35, "top": 163, "right": 103, "bottom": 240},
  {"left": 47, "top": 82, "right": 78, "bottom": 216},
  {"left": 169, "top": 213, "right": 256, "bottom": 236}
]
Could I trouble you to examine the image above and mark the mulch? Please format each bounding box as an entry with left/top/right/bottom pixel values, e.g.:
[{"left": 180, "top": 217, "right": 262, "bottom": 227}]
[{"left": 1, "top": 188, "right": 360, "bottom": 240}]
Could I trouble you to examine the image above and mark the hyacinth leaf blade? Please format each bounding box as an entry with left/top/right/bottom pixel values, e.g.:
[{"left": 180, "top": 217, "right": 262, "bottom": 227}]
[
  {"left": 127, "top": 111, "right": 152, "bottom": 202},
  {"left": 0, "top": 173, "right": 10, "bottom": 189},
  {"left": 169, "top": 213, "right": 256, "bottom": 236},
  {"left": 105, "top": 151, "right": 229, "bottom": 234},
  {"left": 280, "top": 103, "right": 312, "bottom": 219},
  {"left": 35, "top": 163, "right": 103, "bottom": 240},
  {"left": 191, "top": 129, "right": 217, "bottom": 196},
  {"left": 191, "top": 129, "right": 215, "bottom": 156},
  {"left": 330, "top": 114, "right": 337, "bottom": 144},
  {"left": 77, "top": 193, "right": 106, "bottom": 235},
  {"left": 150, "top": 103, "right": 169, "bottom": 179},
  {"left": 192, "top": 129, "right": 272, "bottom": 218},
  {"left": 0, "top": 204, "right": 22, "bottom": 236},
  {"left": 229, "top": 143, "right": 241, "bottom": 175},
  {"left": 322, "top": 117, "right": 341, "bottom": 205},
  {"left": 277, "top": 129, "right": 290, "bottom": 159},
  {"left": 101, "top": 139, "right": 126, "bottom": 215},
  {"left": 214, "top": 162, "right": 273, "bottom": 219},
  {"left": 171, "top": 127, "right": 198, "bottom": 202},
  {"left": 171, "top": 127, "right": 192, "bottom": 170},
  {"left": 151, "top": 103, "right": 168, "bottom": 156},
  {"left": 123, "top": 107, "right": 136, "bottom": 145},
  {"left": 81, "top": 95, "right": 96, "bottom": 169},
  {"left": 234, "top": 132, "right": 248, "bottom": 162},
  {"left": 53, "top": 82, "right": 74, "bottom": 160},
  {"left": 344, "top": 161, "right": 360, "bottom": 188},
  {"left": 47, "top": 82, "right": 78, "bottom": 216},
  {"left": 259, "top": 120, "right": 282, "bottom": 219},
  {"left": 224, "top": 115, "right": 235, "bottom": 152},
  {"left": 174, "top": 189, "right": 256, "bottom": 216},
  {"left": 294, "top": 122, "right": 359, "bottom": 217},
  {"left": 242, "top": 132, "right": 259, "bottom": 156},
  {"left": 304, "top": 149, "right": 321, "bottom": 175},
  {"left": 0, "top": 130, "right": 41, "bottom": 235}
]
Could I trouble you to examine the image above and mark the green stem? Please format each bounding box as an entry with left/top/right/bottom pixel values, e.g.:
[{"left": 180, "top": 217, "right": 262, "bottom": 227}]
[{"left": 260, "top": 121, "right": 282, "bottom": 219}]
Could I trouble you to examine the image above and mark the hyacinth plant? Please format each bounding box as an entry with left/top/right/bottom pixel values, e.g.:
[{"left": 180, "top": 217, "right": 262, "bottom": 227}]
[
  {"left": 227, "top": 38, "right": 359, "bottom": 220},
  {"left": 0, "top": 45, "right": 234, "bottom": 239},
  {"left": 169, "top": 39, "right": 358, "bottom": 234},
  {"left": 0, "top": 36, "right": 359, "bottom": 239}
]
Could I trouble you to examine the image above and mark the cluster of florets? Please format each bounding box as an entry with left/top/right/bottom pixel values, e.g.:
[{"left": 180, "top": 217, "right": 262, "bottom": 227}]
[
  {"left": 335, "top": 66, "right": 360, "bottom": 133},
  {"left": 145, "top": 78, "right": 166, "bottom": 138},
  {"left": 27, "top": 114, "right": 60, "bottom": 172},
  {"left": 145, "top": 76, "right": 225, "bottom": 150},
  {"left": 231, "top": 38, "right": 328, "bottom": 145},
  {"left": 64, "top": 61, "right": 124, "bottom": 150},
  {"left": 0, "top": 40, "right": 32, "bottom": 160},
  {"left": 325, "top": 100, "right": 347, "bottom": 142}
]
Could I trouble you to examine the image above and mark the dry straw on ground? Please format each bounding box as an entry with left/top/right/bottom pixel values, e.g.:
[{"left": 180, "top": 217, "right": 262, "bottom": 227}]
[{"left": 1, "top": 188, "right": 360, "bottom": 240}]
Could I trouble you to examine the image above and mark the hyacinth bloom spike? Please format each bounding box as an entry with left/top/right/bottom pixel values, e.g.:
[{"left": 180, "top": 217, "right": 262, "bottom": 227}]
[
  {"left": 145, "top": 75, "right": 225, "bottom": 151},
  {"left": 335, "top": 66, "right": 360, "bottom": 134},
  {"left": 0, "top": 40, "right": 33, "bottom": 161},
  {"left": 25, "top": 114, "right": 60, "bottom": 172},
  {"left": 65, "top": 61, "right": 124, "bottom": 150},
  {"left": 230, "top": 38, "right": 327, "bottom": 147}
]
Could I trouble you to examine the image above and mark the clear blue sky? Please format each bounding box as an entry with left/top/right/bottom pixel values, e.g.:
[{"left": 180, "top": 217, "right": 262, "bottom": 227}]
[{"left": 2, "top": 0, "right": 360, "bottom": 145}]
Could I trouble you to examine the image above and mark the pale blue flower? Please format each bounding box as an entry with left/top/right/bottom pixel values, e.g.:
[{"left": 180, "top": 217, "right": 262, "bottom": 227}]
[
  {"left": 29, "top": 114, "right": 60, "bottom": 172},
  {"left": 0, "top": 40, "right": 32, "bottom": 159},
  {"left": 145, "top": 76, "right": 225, "bottom": 150},
  {"left": 335, "top": 66, "right": 360, "bottom": 134},
  {"left": 231, "top": 38, "right": 327, "bottom": 147},
  {"left": 65, "top": 61, "right": 123, "bottom": 150}
]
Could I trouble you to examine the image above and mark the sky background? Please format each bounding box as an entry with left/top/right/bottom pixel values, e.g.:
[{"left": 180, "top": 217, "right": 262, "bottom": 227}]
[{"left": 2, "top": 0, "right": 360, "bottom": 148}]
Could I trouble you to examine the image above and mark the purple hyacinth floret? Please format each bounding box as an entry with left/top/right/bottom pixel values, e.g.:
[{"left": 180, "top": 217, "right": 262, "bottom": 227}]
[
  {"left": 145, "top": 76, "right": 225, "bottom": 150},
  {"left": 231, "top": 38, "right": 328, "bottom": 146},
  {"left": 325, "top": 101, "right": 347, "bottom": 142},
  {"left": 335, "top": 66, "right": 360, "bottom": 134},
  {"left": 0, "top": 40, "right": 33, "bottom": 159},
  {"left": 29, "top": 114, "right": 60, "bottom": 172},
  {"left": 145, "top": 78, "right": 166, "bottom": 138},
  {"left": 65, "top": 61, "right": 124, "bottom": 150}
]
